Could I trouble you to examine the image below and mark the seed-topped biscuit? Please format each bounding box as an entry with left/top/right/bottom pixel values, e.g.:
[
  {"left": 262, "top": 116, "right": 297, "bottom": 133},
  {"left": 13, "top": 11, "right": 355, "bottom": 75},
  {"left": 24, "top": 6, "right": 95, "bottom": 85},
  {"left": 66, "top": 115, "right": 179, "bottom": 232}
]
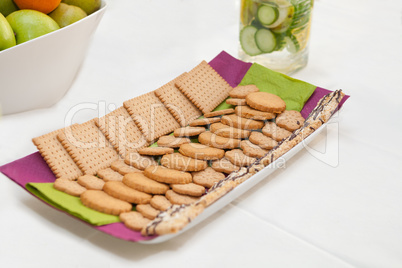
[
  {"left": 173, "top": 126, "right": 206, "bottom": 137},
  {"left": 262, "top": 122, "right": 292, "bottom": 142},
  {"left": 157, "top": 135, "right": 190, "bottom": 148},
  {"left": 103, "top": 181, "right": 152, "bottom": 204},
  {"left": 110, "top": 159, "right": 142, "bottom": 175},
  {"left": 175, "top": 60, "right": 233, "bottom": 114},
  {"left": 179, "top": 143, "right": 225, "bottom": 160},
  {"left": 192, "top": 167, "right": 225, "bottom": 188},
  {"left": 150, "top": 195, "right": 172, "bottom": 211},
  {"left": 124, "top": 152, "right": 158, "bottom": 170},
  {"left": 189, "top": 117, "right": 221, "bottom": 127},
  {"left": 123, "top": 172, "right": 169, "bottom": 195},
  {"left": 171, "top": 183, "right": 206, "bottom": 197},
  {"left": 221, "top": 114, "right": 264, "bottom": 130},
  {"left": 57, "top": 119, "right": 119, "bottom": 176},
  {"left": 160, "top": 153, "right": 207, "bottom": 172},
  {"left": 154, "top": 73, "right": 202, "bottom": 127},
  {"left": 275, "top": 110, "right": 305, "bottom": 131},
  {"left": 204, "top": 108, "right": 235, "bottom": 118},
  {"left": 53, "top": 179, "right": 86, "bottom": 197},
  {"left": 211, "top": 157, "right": 241, "bottom": 174},
  {"left": 240, "top": 140, "right": 268, "bottom": 158},
  {"left": 165, "top": 189, "right": 200, "bottom": 205},
  {"left": 246, "top": 92, "right": 286, "bottom": 113},
  {"left": 144, "top": 165, "right": 192, "bottom": 184},
  {"left": 123, "top": 91, "right": 180, "bottom": 142},
  {"left": 225, "top": 149, "right": 256, "bottom": 167},
  {"left": 226, "top": 98, "right": 247, "bottom": 106},
  {"left": 120, "top": 211, "right": 151, "bottom": 231},
  {"left": 248, "top": 131, "right": 278, "bottom": 150},
  {"left": 138, "top": 147, "right": 174, "bottom": 156},
  {"left": 229, "top": 85, "right": 260, "bottom": 99},
  {"left": 235, "top": 105, "right": 275, "bottom": 121},
  {"left": 32, "top": 125, "right": 83, "bottom": 181},
  {"left": 80, "top": 190, "right": 132, "bottom": 216},
  {"left": 96, "top": 106, "right": 148, "bottom": 158},
  {"left": 210, "top": 122, "right": 251, "bottom": 139},
  {"left": 77, "top": 175, "right": 105, "bottom": 190},
  {"left": 198, "top": 131, "right": 241, "bottom": 150}
]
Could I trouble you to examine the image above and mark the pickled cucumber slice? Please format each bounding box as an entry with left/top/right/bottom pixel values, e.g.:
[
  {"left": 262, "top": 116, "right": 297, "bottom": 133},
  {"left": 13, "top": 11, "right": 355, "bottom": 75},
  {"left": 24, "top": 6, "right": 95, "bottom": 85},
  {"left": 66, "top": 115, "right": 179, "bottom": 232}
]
[
  {"left": 240, "top": 25, "right": 262, "bottom": 56},
  {"left": 284, "top": 34, "right": 300, "bottom": 53}
]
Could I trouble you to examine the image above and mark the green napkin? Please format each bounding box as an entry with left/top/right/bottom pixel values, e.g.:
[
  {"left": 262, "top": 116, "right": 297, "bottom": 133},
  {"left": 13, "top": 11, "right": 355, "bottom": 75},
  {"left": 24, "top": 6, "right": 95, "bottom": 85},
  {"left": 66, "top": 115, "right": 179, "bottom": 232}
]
[
  {"left": 214, "top": 63, "right": 316, "bottom": 112},
  {"left": 26, "top": 183, "right": 120, "bottom": 226}
]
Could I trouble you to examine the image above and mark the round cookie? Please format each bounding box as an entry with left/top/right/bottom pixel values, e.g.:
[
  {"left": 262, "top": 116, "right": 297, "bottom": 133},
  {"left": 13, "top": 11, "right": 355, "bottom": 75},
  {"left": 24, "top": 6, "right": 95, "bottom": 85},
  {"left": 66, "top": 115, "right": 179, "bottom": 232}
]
[
  {"left": 210, "top": 122, "right": 251, "bottom": 139},
  {"left": 248, "top": 131, "right": 278, "bottom": 150},
  {"left": 138, "top": 147, "right": 174, "bottom": 156},
  {"left": 123, "top": 172, "right": 169, "bottom": 195},
  {"left": 246, "top": 92, "right": 286, "bottom": 113},
  {"left": 198, "top": 131, "right": 241, "bottom": 150},
  {"left": 157, "top": 135, "right": 190, "bottom": 148},
  {"left": 110, "top": 160, "right": 142, "bottom": 175},
  {"left": 179, "top": 143, "right": 225, "bottom": 160},
  {"left": 124, "top": 152, "right": 158, "bottom": 170},
  {"left": 192, "top": 167, "right": 226, "bottom": 188},
  {"left": 235, "top": 105, "right": 275, "bottom": 121},
  {"left": 80, "top": 190, "right": 132, "bottom": 216},
  {"left": 211, "top": 157, "right": 241, "bottom": 174},
  {"left": 229, "top": 85, "right": 260, "bottom": 99},
  {"left": 204, "top": 108, "right": 235, "bottom": 118},
  {"left": 189, "top": 117, "right": 221, "bottom": 127},
  {"left": 173, "top": 126, "right": 206, "bottom": 137},
  {"left": 144, "top": 165, "right": 192, "bottom": 184},
  {"left": 225, "top": 149, "right": 256, "bottom": 167},
  {"left": 170, "top": 183, "right": 206, "bottom": 197},
  {"left": 221, "top": 114, "right": 264, "bottom": 130},
  {"left": 262, "top": 122, "right": 292, "bottom": 142},
  {"left": 240, "top": 140, "right": 268, "bottom": 158},
  {"left": 136, "top": 204, "right": 161, "bottom": 220},
  {"left": 160, "top": 153, "right": 207, "bottom": 172},
  {"left": 275, "top": 110, "right": 305, "bottom": 131},
  {"left": 226, "top": 98, "right": 247, "bottom": 106},
  {"left": 77, "top": 175, "right": 105, "bottom": 190},
  {"left": 54, "top": 179, "right": 86, "bottom": 197},
  {"left": 150, "top": 195, "right": 172, "bottom": 211},
  {"left": 165, "top": 189, "right": 200, "bottom": 205},
  {"left": 103, "top": 181, "right": 152, "bottom": 204},
  {"left": 120, "top": 211, "right": 151, "bottom": 231}
]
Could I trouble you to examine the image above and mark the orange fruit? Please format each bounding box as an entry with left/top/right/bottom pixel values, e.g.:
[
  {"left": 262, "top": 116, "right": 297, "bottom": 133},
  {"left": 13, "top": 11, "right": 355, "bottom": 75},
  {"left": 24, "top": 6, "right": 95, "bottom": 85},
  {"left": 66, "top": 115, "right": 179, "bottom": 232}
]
[{"left": 13, "top": 0, "right": 62, "bottom": 14}]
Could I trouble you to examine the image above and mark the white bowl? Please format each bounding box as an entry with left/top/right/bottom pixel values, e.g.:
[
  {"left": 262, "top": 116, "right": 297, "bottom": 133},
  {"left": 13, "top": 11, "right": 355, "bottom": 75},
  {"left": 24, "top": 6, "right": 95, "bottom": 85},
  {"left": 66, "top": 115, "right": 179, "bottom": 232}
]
[{"left": 0, "top": 1, "right": 107, "bottom": 115}]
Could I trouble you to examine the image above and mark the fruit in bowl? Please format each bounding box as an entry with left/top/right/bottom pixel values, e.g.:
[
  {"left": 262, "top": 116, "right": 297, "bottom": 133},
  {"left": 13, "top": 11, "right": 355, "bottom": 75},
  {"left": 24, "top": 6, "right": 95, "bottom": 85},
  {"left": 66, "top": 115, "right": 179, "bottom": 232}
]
[{"left": 0, "top": 1, "right": 107, "bottom": 115}]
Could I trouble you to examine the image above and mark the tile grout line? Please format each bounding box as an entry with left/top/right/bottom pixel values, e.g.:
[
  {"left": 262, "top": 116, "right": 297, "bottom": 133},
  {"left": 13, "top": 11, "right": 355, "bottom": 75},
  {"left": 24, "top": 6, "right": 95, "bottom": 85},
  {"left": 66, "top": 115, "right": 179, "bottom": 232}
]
[{"left": 228, "top": 203, "right": 357, "bottom": 268}]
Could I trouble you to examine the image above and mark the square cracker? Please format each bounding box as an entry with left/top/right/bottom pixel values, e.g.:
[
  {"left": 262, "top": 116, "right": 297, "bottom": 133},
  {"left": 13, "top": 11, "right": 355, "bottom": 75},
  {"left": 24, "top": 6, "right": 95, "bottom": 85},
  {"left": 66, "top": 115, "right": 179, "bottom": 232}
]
[
  {"left": 155, "top": 73, "right": 202, "bottom": 126},
  {"left": 96, "top": 106, "right": 149, "bottom": 158},
  {"left": 175, "top": 60, "right": 233, "bottom": 114},
  {"left": 57, "top": 119, "right": 119, "bottom": 175},
  {"left": 32, "top": 125, "right": 83, "bottom": 181},
  {"left": 123, "top": 91, "right": 180, "bottom": 142}
]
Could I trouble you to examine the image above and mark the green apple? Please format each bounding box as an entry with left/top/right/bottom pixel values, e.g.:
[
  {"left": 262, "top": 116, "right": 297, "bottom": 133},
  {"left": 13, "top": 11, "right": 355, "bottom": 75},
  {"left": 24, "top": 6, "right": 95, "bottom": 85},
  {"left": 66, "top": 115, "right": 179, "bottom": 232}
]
[
  {"left": 0, "top": 0, "right": 18, "bottom": 17},
  {"left": 62, "top": 0, "right": 101, "bottom": 15},
  {"left": 6, "top": 10, "right": 60, "bottom": 45},
  {"left": 0, "top": 12, "right": 16, "bottom": 50},
  {"left": 49, "top": 3, "right": 87, "bottom": 28}
]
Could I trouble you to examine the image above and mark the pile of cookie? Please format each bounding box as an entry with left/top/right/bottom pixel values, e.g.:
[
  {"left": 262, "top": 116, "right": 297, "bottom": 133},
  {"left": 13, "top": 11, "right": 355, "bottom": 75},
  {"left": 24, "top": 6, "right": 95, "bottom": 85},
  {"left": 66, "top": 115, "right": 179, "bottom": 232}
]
[{"left": 32, "top": 59, "right": 344, "bottom": 237}]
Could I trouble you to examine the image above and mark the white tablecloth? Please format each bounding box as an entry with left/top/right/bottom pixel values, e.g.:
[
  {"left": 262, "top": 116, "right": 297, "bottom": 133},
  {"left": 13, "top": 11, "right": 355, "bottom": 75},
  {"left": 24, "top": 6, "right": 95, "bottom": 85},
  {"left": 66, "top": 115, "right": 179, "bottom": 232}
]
[{"left": 1, "top": 0, "right": 402, "bottom": 267}]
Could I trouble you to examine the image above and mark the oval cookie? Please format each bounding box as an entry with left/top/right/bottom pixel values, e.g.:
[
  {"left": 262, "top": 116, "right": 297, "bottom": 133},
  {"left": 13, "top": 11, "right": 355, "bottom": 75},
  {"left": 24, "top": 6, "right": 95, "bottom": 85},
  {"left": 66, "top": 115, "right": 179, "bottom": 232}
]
[
  {"left": 229, "top": 85, "right": 259, "bottom": 99},
  {"left": 81, "top": 190, "right": 132, "bottom": 215},
  {"left": 262, "top": 122, "right": 292, "bottom": 142},
  {"left": 235, "top": 105, "right": 275, "bottom": 121},
  {"left": 103, "top": 181, "right": 152, "bottom": 204},
  {"left": 221, "top": 114, "right": 264, "bottom": 130},
  {"left": 144, "top": 165, "right": 192, "bottom": 184},
  {"left": 246, "top": 92, "right": 286, "bottom": 113},
  {"left": 198, "top": 131, "right": 241, "bottom": 150},
  {"left": 210, "top": 122, "right": 251, "bottom": 139},
  {"left": 275, "top": 110, "right": 305, "bottom": 131},
  {"left": 160, "top": 153, "right": 207, "bottom": 172},
  {"left": 192, "top": 167, "right": 226, "bottom": 188},
  {"left": 179, "top": 143, "right": 225, "bottom": 160},
  {"left": 123, "top": 172, "right": 169, "bottom": 195}
]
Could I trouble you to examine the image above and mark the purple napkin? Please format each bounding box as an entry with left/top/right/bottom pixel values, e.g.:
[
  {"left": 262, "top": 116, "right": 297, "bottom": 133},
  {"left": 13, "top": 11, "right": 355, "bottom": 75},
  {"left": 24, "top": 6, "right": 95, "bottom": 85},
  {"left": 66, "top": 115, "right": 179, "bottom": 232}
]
[{"left": 0, "top": 50, "right": 348, "bottom": 242}]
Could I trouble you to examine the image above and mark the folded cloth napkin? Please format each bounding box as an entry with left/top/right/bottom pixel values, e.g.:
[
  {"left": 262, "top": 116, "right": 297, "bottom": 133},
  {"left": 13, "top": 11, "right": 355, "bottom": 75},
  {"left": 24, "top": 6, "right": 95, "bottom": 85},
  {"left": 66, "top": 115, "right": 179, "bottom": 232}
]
[{"left": 0, "top": 50, "right": 348, "bottom": 242}]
